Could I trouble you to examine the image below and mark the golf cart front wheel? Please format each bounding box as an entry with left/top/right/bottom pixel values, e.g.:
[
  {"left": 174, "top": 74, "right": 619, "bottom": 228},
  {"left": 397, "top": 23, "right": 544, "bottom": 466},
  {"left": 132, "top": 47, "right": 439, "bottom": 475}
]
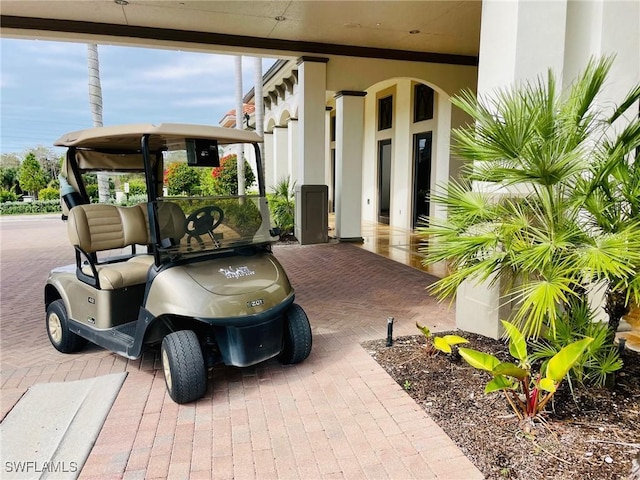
[
  {"left": 46, "top": 299, "right": 86, "bottom": 353},
  {"left": 161, "top": 330, "right": 207, "bottom": 404},
  {"left": 278, "top": 303, "right": 312, "bottom": 365}
]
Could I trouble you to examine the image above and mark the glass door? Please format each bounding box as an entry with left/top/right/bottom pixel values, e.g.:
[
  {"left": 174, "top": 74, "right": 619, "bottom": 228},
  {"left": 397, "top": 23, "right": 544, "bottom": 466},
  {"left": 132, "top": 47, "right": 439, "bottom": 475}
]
[
  {"left": 412, "top": 132, "right": 432, "bottom": 228},
  {"left": 378, "top": 139, "right": 392, "bottom": 224}
]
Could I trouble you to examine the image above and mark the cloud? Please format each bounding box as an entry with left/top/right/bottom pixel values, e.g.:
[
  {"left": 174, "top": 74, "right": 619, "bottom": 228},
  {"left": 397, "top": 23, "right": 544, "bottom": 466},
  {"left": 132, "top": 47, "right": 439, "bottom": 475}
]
[
  {"left": 1, "top": 38, "right": 278, "bottom": 153},
  {"left": 139, "top": 55, "right": 235, "bottom": 81},
  {"left": 172, "top": 96, "right": 236, "bottom": 107}
]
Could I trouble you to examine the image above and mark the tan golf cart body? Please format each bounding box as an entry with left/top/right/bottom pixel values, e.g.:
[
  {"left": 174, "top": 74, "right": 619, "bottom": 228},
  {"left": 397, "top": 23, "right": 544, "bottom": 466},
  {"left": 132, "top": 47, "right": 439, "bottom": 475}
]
[{"left": 45, "top": 124, "right": 312, "bottom": 403}]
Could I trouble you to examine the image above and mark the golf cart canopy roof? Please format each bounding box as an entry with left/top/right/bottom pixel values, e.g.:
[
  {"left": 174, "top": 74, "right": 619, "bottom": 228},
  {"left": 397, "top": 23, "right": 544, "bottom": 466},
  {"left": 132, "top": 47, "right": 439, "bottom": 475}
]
[{"left": 54, "top": 123, "right": 263, "bottom": 151}]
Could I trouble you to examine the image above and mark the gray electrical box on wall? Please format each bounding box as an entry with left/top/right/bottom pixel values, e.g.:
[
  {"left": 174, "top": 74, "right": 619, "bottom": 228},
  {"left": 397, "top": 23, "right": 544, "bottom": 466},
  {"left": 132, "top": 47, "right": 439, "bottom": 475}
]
[{"left": 294, "top": 184, "right": 329, "bottom": 245}]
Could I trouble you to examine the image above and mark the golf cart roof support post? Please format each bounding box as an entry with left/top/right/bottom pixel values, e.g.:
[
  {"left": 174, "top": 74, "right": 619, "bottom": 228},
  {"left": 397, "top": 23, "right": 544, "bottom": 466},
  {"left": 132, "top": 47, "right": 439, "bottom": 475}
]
[
  {"left": 254, "top": 143, "right": 265, "bottom": 197},
  {"left": 141, "top": 134, "right": 161, "bottom": 266},
  {"left": 141, "top": 135, "right": 155, "bottom": 202},
  {"left": 67, "top": 147, "right": 90, "bottom": 202}
]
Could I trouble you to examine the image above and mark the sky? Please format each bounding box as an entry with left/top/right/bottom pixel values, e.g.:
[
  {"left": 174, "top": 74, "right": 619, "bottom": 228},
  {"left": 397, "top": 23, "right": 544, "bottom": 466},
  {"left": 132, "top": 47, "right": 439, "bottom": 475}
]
[{"left": 0, "top": 38, "right": 277, "bottom": 156}]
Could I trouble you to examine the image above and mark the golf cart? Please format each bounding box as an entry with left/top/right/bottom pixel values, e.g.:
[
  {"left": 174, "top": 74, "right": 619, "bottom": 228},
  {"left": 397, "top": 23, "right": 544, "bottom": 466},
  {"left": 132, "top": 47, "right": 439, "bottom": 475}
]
[{"left": 44, "top": 123, "right": 312, "bottom": 404}]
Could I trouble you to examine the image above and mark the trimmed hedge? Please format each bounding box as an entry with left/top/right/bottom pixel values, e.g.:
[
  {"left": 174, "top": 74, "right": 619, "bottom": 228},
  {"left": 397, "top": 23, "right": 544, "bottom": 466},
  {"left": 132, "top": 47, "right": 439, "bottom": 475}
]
[{"left": 0, "top": 200, "right": 62, "bottom": 215}]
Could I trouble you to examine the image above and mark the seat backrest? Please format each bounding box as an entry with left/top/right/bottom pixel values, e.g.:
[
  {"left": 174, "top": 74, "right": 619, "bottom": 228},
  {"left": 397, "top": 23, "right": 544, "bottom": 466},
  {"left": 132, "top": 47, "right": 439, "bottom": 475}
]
[
  {"left": 67, "top": 204, "right": 149, "bottom": 253},
  {"left": 137, "top": 202, "right": 186, "bottom": 245}
]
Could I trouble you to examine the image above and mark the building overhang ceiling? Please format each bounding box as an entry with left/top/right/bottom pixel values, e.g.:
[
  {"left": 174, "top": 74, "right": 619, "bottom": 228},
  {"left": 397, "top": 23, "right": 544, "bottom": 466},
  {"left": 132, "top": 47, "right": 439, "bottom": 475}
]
[{"left": 1, "top": 1, "right": 481, "bottom": 65}]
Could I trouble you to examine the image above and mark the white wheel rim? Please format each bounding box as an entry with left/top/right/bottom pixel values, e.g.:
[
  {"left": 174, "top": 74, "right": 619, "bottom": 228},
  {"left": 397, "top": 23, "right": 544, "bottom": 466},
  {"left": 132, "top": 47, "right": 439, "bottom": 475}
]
[
  {"left": 49, "top": 313, "right": 62, "bottom": 344},
  {"left": 162, "top": 349, "right": 172, "bottom": 391}
]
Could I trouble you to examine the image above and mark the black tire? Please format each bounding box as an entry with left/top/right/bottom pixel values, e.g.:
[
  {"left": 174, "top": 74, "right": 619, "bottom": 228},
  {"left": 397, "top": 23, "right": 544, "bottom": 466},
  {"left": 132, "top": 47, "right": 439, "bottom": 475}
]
[
  {"left": 278, "top": 303, "right": 312, "bottom": 365},
  {"left": 46, "top": 299, "right": 87, "bottom": 353},
  {"left": 161, "top": 330, "right": 207, "bottom": 404}
]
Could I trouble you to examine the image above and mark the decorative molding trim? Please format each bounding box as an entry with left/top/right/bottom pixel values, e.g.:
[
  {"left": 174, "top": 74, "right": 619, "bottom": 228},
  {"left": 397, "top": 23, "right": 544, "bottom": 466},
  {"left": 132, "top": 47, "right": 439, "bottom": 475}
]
[{"left": 335, "top": 91, "right": 367, "bottom": 98}]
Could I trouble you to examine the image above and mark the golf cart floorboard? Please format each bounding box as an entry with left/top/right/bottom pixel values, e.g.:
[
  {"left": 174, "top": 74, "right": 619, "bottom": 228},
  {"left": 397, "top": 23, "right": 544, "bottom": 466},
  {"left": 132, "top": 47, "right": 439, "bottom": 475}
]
[{"left": 112, "top": 322, "right": 136, "bottom": 346}]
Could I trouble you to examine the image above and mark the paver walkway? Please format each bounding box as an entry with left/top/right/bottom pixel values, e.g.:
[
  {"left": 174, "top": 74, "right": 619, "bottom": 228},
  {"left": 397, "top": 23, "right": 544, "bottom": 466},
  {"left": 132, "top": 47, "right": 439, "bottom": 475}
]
[{"left": 0, "top": 215, "right": 483, "bottom": 479}]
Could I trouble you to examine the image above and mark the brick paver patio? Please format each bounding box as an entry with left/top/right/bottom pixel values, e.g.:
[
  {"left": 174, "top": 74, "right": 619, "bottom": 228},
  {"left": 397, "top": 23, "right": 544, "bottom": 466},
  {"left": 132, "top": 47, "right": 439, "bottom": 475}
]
[{"left": 0, "top": 215, "right": 483, "bottom": 479}]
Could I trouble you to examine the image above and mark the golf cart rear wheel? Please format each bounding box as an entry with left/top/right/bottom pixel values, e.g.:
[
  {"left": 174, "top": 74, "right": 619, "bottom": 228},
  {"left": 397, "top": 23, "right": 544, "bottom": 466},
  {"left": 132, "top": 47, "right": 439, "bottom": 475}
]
[
  {"left": 46, "top": 299, "right": 87, "bottom": 353},
  {"left": 278, "top": 303, "right": 312, "bottom": 364},
  {"left": 161, "top": 330, "right": 207, "bottom": 404}
]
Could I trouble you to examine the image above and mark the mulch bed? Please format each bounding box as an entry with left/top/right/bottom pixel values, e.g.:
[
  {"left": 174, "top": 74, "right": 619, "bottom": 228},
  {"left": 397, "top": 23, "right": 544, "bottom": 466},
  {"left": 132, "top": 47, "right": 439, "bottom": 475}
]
[{"left": 363, "top": 332, "right": 640, "bottom": 479}]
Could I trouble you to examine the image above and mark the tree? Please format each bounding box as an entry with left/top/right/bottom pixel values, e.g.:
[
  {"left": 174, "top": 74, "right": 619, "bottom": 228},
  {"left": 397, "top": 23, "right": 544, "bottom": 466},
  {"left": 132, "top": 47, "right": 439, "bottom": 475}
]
[
  {"left": 165, "top": 162, "right": 201, "bottom": 196},
  {"left": 87, "top": 43, "right": 110, "bottom": 202},
  {"left": 210, "top": 154, "right": 255, "bottom": 195},
  {"left": 25, "top": 145, "right": 61, "bottom": 184},
  {"left": 0, "top": 167, "right": 20, "bottom": 191},
  {"left": 254, "top": 57, "right": 265, "bottom": 184},
  {"left": 1, "top": 153, "right": 21, "bottom": 168},
  {"left": 18, "top": 153, "right": 47, "bottom": 198},
  {"left": 234, "top": 55, "right": 245, "bottom": 195},
  {"left": 419, "top": 57, "right": 640, "bottom": 343}
]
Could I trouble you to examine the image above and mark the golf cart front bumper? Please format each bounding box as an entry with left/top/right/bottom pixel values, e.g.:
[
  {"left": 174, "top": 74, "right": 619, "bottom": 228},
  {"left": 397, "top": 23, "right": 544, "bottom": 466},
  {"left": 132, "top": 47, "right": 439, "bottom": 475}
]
[{"left": 200, "top": 293, "right": 294, "bottom": 367}]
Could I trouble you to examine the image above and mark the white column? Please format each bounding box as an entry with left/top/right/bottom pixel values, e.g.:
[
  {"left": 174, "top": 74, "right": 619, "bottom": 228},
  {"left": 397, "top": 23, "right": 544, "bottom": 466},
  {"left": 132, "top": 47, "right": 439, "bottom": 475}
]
[
  {"left": 465, "top": 0, "right": 570, "bottom": 339},
  {"left": 432, "top": 93, "right": 451, "bottom": 222},
  {"left": 334, "top": 91, "right": 366, "bottom": 241},
  {"left": 391, "top": 80, "right": 411, "bottom": 230},
  {"left": 297, "top": 57, "right": 328, "bottom": 185},
  {"left": 325, "top": 107, "right": 333, "bottom": 210},
  {"left": 287, "top": 118, "right": 299, "bottom": 185},
  {"left": 272, "top": 126, "right": 289, "bottom": 188},
  {"left": 564, "top": 0, "right": 639, "bottom": 116},
  {"left": 477, "top": 0, "right": 568, "bottom": 92},
  {"left": 263, "top": 132, "right": 274, "bottom": 193}
]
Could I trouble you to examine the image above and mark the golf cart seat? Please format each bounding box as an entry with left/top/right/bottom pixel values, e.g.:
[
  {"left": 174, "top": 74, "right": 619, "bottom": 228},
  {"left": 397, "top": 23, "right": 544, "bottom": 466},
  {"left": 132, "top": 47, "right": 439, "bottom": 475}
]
[
  {"left": 145, "top": 201, "right": 187, "bottom": 246},
  {"left": 67, "top": 203, "right": 154, "bottom": 290}
]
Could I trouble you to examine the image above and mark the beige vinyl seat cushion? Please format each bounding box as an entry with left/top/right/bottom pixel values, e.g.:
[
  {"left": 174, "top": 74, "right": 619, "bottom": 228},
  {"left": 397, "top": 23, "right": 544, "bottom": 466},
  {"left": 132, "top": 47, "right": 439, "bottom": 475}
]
[
  {"left": 67, "top": 203, "right": 154, "bottom": 290},
  {"left": 81, "top": 255, "right": 155, "bottom": 290}
]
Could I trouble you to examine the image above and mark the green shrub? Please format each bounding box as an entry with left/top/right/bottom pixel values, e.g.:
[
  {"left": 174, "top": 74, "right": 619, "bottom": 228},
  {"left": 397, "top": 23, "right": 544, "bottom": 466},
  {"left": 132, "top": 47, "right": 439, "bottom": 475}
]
[
  {"left": 0, "top": 189, "right": 18, "bottom": 203},
  {"left": 127, "top": 179, "right": 147, "bottom": 195},
  {"left": 85, "top": 184, "right": 99, "bottom": 201},
  {"left": 530, "top": 298, "right": 622, "bottom": 387},
  {"left": 0, "top": 200, "right": 61, "bottom": 215},
  {"left": 38, "top": 187, "right": 60, "bottom": 201},
  {"left": 116, "top": 194, "right": 148, "bottom": 206}
]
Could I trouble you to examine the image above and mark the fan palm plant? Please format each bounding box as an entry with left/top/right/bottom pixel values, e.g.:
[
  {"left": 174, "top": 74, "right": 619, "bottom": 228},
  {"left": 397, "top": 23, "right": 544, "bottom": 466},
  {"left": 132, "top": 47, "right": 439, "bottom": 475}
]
[
  {"left": 268, "top": 177, "right": 296, "bottom": 237},
  {"left": 419, "top": 56, "right": 640, "bottom": 342}
]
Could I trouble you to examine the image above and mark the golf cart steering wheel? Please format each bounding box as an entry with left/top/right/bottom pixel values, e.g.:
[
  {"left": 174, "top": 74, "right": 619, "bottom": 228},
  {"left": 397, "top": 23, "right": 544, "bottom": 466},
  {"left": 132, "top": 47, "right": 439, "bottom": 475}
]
[{"left": 185, "top": 206, "right": 224, "bottom": 248}]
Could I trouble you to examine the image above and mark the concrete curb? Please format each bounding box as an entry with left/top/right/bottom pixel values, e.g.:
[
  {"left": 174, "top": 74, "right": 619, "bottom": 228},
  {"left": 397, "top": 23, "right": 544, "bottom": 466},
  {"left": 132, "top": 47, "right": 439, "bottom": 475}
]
[{"left": 0, "top": 372, "right": 127, "bottom": 479}]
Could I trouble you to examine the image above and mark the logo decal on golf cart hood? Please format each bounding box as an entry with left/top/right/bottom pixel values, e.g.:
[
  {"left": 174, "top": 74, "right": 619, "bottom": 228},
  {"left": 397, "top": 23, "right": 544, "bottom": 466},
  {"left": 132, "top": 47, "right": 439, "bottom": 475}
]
[{"left": 219, "top": 266, "right": 255, "bottom": 279}]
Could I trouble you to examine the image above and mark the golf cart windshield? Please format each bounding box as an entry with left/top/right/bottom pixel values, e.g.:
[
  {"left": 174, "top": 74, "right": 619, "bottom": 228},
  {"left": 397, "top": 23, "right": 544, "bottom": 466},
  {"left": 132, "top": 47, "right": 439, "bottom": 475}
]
[
  {"left": 55, "top": 124, "right": 275, "bottom": 265},
  {"left": 150, "top": 136, "right": 274, "bottom": 263},
  {"left": 155, "top": 195, "right": 274, "bottom": 262}
]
